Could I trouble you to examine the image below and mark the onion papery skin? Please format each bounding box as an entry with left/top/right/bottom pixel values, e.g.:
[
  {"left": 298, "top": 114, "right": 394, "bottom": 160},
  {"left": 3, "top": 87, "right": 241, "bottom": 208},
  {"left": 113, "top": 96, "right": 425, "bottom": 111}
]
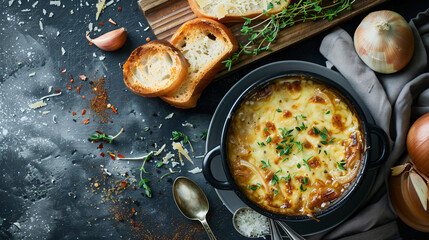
[
  {"left": 389, "top": 158, "right": 429, "bottom": 232},
  {"left": 407, "top": 113, "right": 429, "bottom": 176},
  {"left": 354, "top": 10, "right": 414, "bottom": 74}
]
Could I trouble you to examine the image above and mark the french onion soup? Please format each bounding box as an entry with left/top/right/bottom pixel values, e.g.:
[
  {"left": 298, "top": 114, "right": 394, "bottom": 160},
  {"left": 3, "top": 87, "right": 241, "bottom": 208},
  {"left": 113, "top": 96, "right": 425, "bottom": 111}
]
[{"left": 227, "top": 77, "right": 364, "bottom": 217}]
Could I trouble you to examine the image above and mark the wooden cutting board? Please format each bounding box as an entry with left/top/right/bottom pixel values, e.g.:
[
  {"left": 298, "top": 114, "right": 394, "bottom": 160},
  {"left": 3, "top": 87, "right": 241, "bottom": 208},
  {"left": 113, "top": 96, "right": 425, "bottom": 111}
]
[{"left": 138, "top": 0, "right": 387, "bottom": 78}]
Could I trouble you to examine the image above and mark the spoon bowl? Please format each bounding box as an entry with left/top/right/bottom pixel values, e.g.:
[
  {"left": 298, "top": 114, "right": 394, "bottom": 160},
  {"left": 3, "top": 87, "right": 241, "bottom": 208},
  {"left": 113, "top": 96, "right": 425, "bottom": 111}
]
[{"left": 173, "top": 177, "right": 216, "bottom": 240}]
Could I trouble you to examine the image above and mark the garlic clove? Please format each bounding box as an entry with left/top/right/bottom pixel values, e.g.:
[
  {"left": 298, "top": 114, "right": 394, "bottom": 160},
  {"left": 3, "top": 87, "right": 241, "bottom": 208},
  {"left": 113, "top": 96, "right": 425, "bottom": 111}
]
[
  {"left": 354, "top": 10, "right": 414, "bottom": 74},
  {"left": 391, "top": 163, "right": 410, "bottom": 176},
  {"left": 409, "top": 171, "right": 428, "bottom": 211},
  {"left": 86, "top": 27, "right": 127, "bottom": 51}
]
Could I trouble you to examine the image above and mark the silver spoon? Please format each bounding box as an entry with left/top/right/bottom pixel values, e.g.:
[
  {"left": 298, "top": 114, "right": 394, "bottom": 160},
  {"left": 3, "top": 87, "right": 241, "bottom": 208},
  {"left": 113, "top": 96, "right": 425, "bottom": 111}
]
[
  {"left": 172, "top": 177, "right": 216, "bottom": 240},
  {"left": 233, "top": 207, "right": 282, "bottom": 240},
  {"left": 275, "top": 220, "right": 305, "bottom": 240}
]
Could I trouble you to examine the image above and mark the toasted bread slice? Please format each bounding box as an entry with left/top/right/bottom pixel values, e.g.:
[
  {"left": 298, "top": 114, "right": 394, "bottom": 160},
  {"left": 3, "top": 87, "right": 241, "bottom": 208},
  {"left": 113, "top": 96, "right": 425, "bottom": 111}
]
[
  {"left": 188, "top": 0, "right": 291, "bottom": 22},
  {"left": 160, "top": 18, "right": 239, "bottom": 108},
  {"left": 123, "top": 40, "right": 189, "bottom": 97}
]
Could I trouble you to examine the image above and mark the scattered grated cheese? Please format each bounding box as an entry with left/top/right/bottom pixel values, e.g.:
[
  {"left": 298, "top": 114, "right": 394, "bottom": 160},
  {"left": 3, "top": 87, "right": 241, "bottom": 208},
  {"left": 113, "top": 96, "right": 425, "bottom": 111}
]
[
  {"left": 154, "top": 144, "right": 166, "bottom": 156},
  {"left": 40, "top": 92, "right": 62, "bottom": 100},
  {"left": 50, "top": 0, "right": 61, "bottom": 6},
  {"left": 172, "top": 142, "right": 193, "bottom": 164},
  {"left": 21, "top": 9, "right": 31, "bottom": 12},
  {"left": 61, "top": 47, "right": 66, "bottom": 55},
  {"left": 165, "top": 113, "right": 174, "bottom": 119},
  {"left": 171, "top": 161, "right": 180, "bottom": 167},
  {"left": 182, "top": 121, "right": 194, "bottom": 128},
  {"left": 42, "top": 111, "right": 50, "bottom": 115},
  {"left": 42, "top": 9, "right": 46, "bottom": 15},
  {"left": 144, "top": 26, "right": 149, "bottom": 31},
  {"left": 32, "top": 1, "right": 38, "bottom": 8},
  {"left": 234, "top": 209, "right": 269, "bottom": 238},
  {"left": 39, "top": 20, "right": 43, "bottom": 31},
  {"left": 188, "top": 167, "right": 202, "bottom": 174},
  {"left": 99, "top": 56, "right": 105, "bottom": 61},
  {"left": 195, "top": 155, "right": 205, "bottom": 159},
  {"left": 52, "top": 115, "right": 57, "bottom": 123},
  {"left": 9, "top": 0, "right": 15, "bottom": 7},
  {"left": 48, "top": 12, "right": 54, "bottom": 17},
  {"left": 48, "top": 86, "right": 52, "bottom": 93},
  {"left": 70, "top": 10, "right": 74, "bottom": 14},
  {"left": 56, "top": 31, "right": 60, "bottom": 36},
  {"left": 29, "top": 100, "right": 47, "bottom": 109},
  {"left": 95, "top": 0, "right": 106, "bottom": 20},
  {"left": 88, "top": 22, "right": 93, "bottom": 32},
  {"left": 105, "top": 0, "right": 114, "bottom": 7},
  {"left": 28, "top": 72, "right": 36, "bottom": 77}
]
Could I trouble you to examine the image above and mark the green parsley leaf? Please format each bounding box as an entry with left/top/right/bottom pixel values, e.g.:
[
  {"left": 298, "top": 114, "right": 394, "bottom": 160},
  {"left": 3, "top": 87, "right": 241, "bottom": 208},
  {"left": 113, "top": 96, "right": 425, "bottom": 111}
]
[
  {"left": 326, "top": 110, "right": 331, "bottom": 114},
  {"left": 300, "top": 184, "right": 307, "bottom": 191},
  {"left": 313, "top": 127, "right": 320, "bottom": 134},
  {"left": 276, "top": 108, "right": 282, "bottom": 112},
  {"left": 321, "top": 141, "right": 328, "bottom": 145},
  {"left": 303, "top": 177, "right": 309, "bottom": 184},
  {"left": 337, "top": 160, "right": 347, "bottom": 170},
  {"left": 271, "top": 174, "right": 280, "bottom": 185},
  {"left": 267, "top": 2, "right": 274, "bottom": 10},
  {"left": 266, "top": 136, "right": 272, "bottom": 144},
  {"left": 274, "top": 189, "right": 279, "bottom": 196},
  {"left": 172, "top": 131, "right": 189, "bottom": 144},
  {"left": 297, "top": 163, "right": 301, "bottom": 168},
  {"left": 264, "top": 127, "right": 268, "bottom": 131},
  {"left": 156, "top": 162, "right": 164, "bottom": 168}
]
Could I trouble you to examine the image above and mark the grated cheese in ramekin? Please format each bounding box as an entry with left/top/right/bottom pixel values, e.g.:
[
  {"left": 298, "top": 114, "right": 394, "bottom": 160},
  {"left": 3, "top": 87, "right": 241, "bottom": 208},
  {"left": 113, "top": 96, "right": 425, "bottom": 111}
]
[{"left": 235, "top": 208, "right": 269, "bottom": 237}]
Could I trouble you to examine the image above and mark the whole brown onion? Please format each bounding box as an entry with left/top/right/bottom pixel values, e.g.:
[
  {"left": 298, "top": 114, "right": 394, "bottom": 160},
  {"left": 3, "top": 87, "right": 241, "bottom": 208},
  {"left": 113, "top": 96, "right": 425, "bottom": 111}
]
[{"left": 407, "top": 113, "right": 429, "bottom": 176}]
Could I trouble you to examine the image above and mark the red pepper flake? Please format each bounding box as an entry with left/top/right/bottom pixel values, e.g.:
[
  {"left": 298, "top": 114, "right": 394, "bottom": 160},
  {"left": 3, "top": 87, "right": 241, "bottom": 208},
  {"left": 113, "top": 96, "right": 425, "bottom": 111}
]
[
  {"left": 55, "top": 89, "right": 61, "bottom": 93},
  {"left": 110, "top": 106, "right": 118, "bottom": 114},
  {"left": 72, "top": 111, "right": 76, "bottom": 116},
  {"left": 69, "top": 74, "right": 73, "bottom": 79},
  {"left": 82, "top": 109, "right": 86, "bottom": 115},
  {"left": 82, "top": 119, "right": 90, "bottom": 124},
  {"left": 121, "top": 181, "right": 127, "bottom": 188},
  {"left": 100, "top": 152, "right": 105, "bottom": 157},
  {"left": 70, "top": 79, "right": 74, "bottom": 84},
  {"left": 88, "top": 42, "right": 93, "bottom": 46},
  {"left": 66, "top": 86, "right": 72, "bottom": 90},
  {"left": 117, "top": 154, "right": 125, "bottom": 159},
  {"left": 108, "top": 153, "right": 115, "bottom": 160},
  {"left": 118, "top": 7, "right": 122, "bottom": 12},
  {"left": 146, "top": 37, "right": 150, "bottom": 42},
  {"left": 110, "top": 121, "right": 114, "bottom": 123},
  {"left": 108, "top": 18, "right": 117, "bottom": 25},
  {"left": 79, "top": 75, "right": 87, "bottom": 81},
  {"left": 131, "top": 208, "right": 136, "bottom": 213},
  {"left": 82, "top": 96, "right": 85, "bottom": 99},
  {"left": 61, "top": 68, "right": 67, "bottom": 73},
  {"left": 96, "top": 131, "right": 103, "bottom": 134},
  {"left": 98, "top": 143, "right": 103, "bottom": 149},
  {"left": 98, "top": 22, "right": 104, "bottom": 26},
  {"left": 77, "top": 84, "right": 82, "bottom": 94}
]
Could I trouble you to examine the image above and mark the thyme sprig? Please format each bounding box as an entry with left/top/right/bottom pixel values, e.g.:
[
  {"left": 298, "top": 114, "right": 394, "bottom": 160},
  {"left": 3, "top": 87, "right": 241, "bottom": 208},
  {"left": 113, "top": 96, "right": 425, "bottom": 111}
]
[
  {"left": 223, "top": 0, "right": 355, "bottom": 70},
  {"left": 89, "top": 128, "right": 124, "bottom": 143}
]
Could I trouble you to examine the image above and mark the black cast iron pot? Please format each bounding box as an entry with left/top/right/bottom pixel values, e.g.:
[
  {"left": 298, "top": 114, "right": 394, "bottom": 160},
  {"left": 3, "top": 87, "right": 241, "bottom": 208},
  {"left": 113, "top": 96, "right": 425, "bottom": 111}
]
[{"left": 203, "top": 70, "right": 390, "bottom": 221}]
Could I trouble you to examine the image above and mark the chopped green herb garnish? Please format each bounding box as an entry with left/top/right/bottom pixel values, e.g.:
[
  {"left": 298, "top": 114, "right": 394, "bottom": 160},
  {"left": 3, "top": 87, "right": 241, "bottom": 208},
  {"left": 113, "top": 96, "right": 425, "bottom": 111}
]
[
  {"left": 275, "top": 169, "right": 282, "bottom": 174},
  {"left": 250, "top": 183, "right": 262, "bottom": 190},
  {"left": 200, "top": 130, "right": 208, "bottom": 140},
  {"left": 323, "top": 127, "right": 329, "bottom": 135},
  {"left": 282, "top": 174, "right": 291, "bottom": 182},
  {"left": 321, "top": 141, "right": 328, "bottom": 145},
  {"left": 266, "top": 136, "right": 272, "bottom": 144},
  {"left": 274, "top": 189, "right": 279, "bottom": 195},
  {"left": 144, "top": 127, "right": 150, "bottom": 131},
  {"left": 324, "top": 150, "right": 328, "bottom": 155},
  {"left": 172, "top": 131, "right": 189, "bottom": 144},
  {"left": 271, "top": 174, "right": 280, "bottom": 185},
  {"left": 303, "top": 163, "right": 311, "bottom": 171},
  {"left": 276, "top": 108, "right": 282, "bottom": 112},
  {"left": 303, "top": 177, "right": 309, "bottom": 184},
  {"left": 139, "top": 178, "right": 151, "bottom": 197},
  {"left": 89, "top": 128, "right": 124, "bottom": 143},
  {"left": 257, "top": 141, "right": 266, "bottom": 147},
  {"left": 295, "top": 126, "right": 301, "bottom": 131},
  {"left": 326, "top": 110, "right": 331, "bottom": 114},
  {"left": 264, "top": 127, "right": 268, "bottom": 131},
  {"left": 320, "top": 133, "right": 328, "bottom": 140},
  {"left": 282, "top": 157, "right": 289, "bottom": 162},
  {"left": 303, "top": 156, "right": 313, "bottom": 162},
  {"left": 329, "top": 138, "right": 336, "bottom": 144},
  {"left": 156, "top": 162, "right": 164, "bottom": 168},
  {"left": 297, "top": 163, "right": 301, "bottom": 168},
  {"left": 276, "top": 145, "right": 284, "bottom": 150},
  {"left": 261, "top": 160, "right": 270, "bottom": 169},
  {"left": 318, "top": 149, "right": 321, "bottom": 154},
  {"left": 313, "top": 127, "right": 320, "bottom": 134},
  {"left": 337, "top": 160, "right": 347, "bottom": 170},
  {"left": 300, "top": 122, "right": 307, "bottom": 130},
  {"left": 300, "top": 184, "right": 307, "bottom": 191},
  {"left": 300, "top": 114, "right": 307, "bottom": 118}
]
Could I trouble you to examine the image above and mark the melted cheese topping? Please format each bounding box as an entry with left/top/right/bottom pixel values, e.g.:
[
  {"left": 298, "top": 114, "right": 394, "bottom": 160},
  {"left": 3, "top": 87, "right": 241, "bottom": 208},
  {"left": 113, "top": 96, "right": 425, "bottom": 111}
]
[{"left": 227, "top": 77, "right": 364, "bottom": 216}]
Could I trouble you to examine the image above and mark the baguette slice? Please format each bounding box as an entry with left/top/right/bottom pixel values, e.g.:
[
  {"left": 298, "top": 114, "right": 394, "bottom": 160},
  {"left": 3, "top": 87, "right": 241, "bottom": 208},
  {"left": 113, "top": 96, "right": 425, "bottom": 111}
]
[
  {"left": 188, "top": 0, "right": 291, "bottom": 22},
  {"left": 160, "top": 18, "right": 239, "bottom": 108},
  {"left": 123, "top": 40, "right": 189, "bottom": 97}
]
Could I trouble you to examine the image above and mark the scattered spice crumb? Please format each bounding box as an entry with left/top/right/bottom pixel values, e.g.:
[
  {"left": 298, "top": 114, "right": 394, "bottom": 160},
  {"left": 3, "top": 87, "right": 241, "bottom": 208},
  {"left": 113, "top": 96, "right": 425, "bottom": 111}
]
[
  {"left": 82, "top": 119, "right": 90, "bottom": 124},
  {"left": 108, "top": 18, "right": 117, "bottom": 25},
  {"left": 146, "top": 37, "right": 150, "bottom": 42}
]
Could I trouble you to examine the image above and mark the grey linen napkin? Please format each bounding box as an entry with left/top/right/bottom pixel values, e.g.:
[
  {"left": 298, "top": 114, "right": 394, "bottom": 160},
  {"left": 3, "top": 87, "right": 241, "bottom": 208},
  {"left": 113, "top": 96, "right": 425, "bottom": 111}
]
[{"left": 309, "top": 9, "right": 429, "bottom": 240}]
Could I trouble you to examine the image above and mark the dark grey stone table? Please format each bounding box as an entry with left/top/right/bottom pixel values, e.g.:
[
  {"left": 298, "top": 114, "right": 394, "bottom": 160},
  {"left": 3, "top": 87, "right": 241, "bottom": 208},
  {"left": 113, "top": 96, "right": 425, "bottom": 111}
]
[{"left": 0, "top": 0, "right": 428, "bottom": 239}]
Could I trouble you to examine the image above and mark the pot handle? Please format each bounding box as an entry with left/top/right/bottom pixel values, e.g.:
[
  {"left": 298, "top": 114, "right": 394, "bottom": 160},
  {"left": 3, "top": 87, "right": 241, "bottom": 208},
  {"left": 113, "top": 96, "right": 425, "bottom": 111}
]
[
  {"left": 368, "top": 125, "right": 390, "bottom": 170},
  {"left": 202, "top": 145, "right": 233, "bottom": 190}
]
